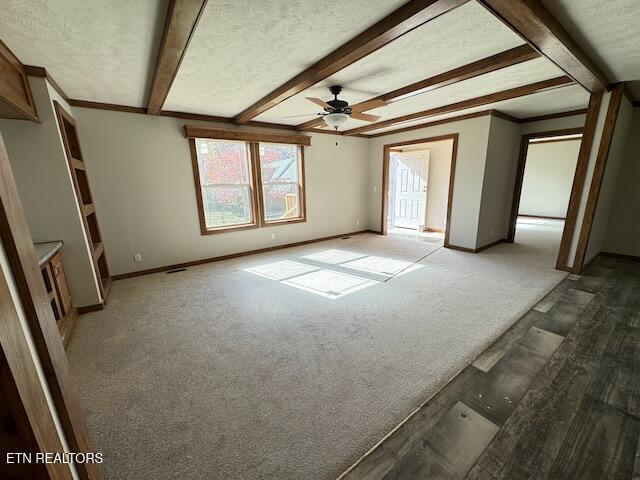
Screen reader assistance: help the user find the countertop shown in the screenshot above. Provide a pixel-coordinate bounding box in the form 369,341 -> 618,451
34,241 -> 63,267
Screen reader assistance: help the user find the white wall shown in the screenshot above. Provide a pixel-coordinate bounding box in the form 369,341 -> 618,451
71,107 -> 370,276
0,90 -> 601,282
518,139 -> 581,218
585,96 -> 634,262
368,115 -> 492,249
0,77 -> 101,307
476,116 -> 521,247
391,139 -> 454,231
604,107 -> 640,257
520,114 -> 586,134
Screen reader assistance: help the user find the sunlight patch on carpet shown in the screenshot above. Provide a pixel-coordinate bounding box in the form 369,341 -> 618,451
245,249 -> 424,298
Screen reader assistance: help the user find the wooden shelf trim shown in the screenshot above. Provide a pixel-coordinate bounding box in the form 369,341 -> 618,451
82,203 -> 95,216
71,158 -> 85,171
92,242 -> 104,260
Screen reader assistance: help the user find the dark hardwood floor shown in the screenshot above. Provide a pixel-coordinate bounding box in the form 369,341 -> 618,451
338,254 -> 640,480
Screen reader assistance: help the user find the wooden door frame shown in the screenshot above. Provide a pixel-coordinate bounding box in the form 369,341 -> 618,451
381,133 -> 458,248
571,84 -> 625,273
506,127 -> 584,267
555,93 -> 603,271
0,134 -> 102,479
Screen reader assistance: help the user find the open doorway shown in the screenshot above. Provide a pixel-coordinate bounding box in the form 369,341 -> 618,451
508,128 -> 584,266
382,134 -> 458,247
389,149 -> 429,232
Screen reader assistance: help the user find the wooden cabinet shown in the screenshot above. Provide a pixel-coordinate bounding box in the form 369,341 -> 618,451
36,243 -> 77,348
0,39 -> 38,121
51,253 -> 72,316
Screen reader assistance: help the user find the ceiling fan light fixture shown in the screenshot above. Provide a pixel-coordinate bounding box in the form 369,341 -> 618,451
324,112 -> 350,130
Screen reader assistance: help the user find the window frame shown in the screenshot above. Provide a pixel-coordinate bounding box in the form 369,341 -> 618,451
189,137 -> 306,235
189,138 -> 260,235
254,142 -> 306,227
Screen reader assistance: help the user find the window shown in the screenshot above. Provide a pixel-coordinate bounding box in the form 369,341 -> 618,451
189,134 -> 306,235
258,143 -> 303,223
193,139 -> 256,231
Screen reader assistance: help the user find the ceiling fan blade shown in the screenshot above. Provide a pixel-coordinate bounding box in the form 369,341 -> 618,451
318,118 -> 328,128
351,112 -> 381,122
306,97 -> 332,109
282,113 -> 321,118
351,99 -> 387,113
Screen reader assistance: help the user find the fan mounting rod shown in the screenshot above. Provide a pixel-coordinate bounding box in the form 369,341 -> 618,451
329,85 -> 343,98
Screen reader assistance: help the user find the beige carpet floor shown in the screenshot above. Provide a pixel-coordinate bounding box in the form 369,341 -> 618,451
67,219 -> 566,480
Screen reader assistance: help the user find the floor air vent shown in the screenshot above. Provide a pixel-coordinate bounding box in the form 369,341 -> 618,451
166,268 -> 187,274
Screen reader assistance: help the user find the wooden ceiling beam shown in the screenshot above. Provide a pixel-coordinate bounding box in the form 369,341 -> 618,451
146,0 -> 208,115
519,108 -> 587,123
232,0 -> 469,124
342,75 -> 574,135
297,44 -> 539,130
366,110 -> 493,138
478,0 -> 608,93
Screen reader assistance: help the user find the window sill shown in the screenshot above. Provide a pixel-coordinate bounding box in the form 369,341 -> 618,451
200,217 -> 307,235
200,223 -> 259,235
263,217 -> 307,227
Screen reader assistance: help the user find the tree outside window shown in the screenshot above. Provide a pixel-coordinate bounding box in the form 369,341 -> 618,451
195,139 -> 253,229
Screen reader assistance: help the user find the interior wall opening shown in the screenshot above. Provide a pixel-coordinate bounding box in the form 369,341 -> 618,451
508,129 -> 584,268
381,135 -> 457,247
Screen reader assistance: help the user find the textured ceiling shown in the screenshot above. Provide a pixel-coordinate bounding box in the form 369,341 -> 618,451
541,0 -> 640,82
311,57 -> 565,132
363,85 -> 590,135
0,0 -> 168,107
255,1 -> 525,124
163,0 -> 407,116
0,0 -> 620,121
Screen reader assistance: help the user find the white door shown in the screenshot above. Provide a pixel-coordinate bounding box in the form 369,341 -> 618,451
392,151 -> 429,230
